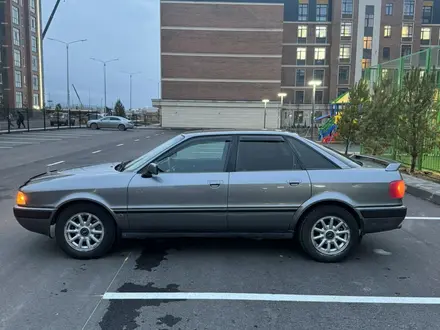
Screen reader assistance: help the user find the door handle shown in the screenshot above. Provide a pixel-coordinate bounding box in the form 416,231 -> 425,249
208,180 -> 222,188
288,180 -> 301,186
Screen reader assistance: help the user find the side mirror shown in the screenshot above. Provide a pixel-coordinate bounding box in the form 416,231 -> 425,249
142,163 -> 159,178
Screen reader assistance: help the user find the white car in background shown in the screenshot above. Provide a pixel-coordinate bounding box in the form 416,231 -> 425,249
87,116 -> 134,131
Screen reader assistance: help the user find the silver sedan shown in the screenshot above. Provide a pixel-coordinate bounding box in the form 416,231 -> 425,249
87,116 -> 134,131
13,130 -> 407,262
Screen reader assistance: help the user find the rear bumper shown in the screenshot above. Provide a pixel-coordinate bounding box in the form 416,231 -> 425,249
358,205 -> 407,234
13,206 -> 54,237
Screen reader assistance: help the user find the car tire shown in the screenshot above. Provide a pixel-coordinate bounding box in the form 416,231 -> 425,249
118,124 -> 126,131
55,203 -> 116,259
90,123 -> 98,130
298,205 -> 359,263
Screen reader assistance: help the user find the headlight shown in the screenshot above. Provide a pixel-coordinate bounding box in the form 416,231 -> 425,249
16,191 -> 27,206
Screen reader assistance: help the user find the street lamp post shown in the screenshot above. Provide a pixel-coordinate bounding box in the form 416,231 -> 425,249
308,80 -> 322,140
47,38 -> 87,108
90,57 -> 119,111
122,71 -> 142,110
277,92 -> 287,128
262,99 -> 269,129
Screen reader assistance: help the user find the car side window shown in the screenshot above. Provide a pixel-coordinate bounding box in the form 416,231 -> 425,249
288,137 -> 339,170
236,140 -> 299,172
110,117 -> 120,121
156,137 -> 230,173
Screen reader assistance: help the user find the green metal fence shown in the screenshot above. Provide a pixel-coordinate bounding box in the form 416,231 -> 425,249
362,47 -> 440,172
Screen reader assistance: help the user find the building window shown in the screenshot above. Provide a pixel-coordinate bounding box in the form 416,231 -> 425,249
13,28 -> 20,46
295,91 -> 305,104
30,0 -> 35,13
401,44 -> 412,57
314,47 -> 326,65
33,94 -> 39,109
363,36 -> 372,49
315,90 -> 324,104
12,6 -> 19,25
32,55 -> 38,71
31,36 -> 37,52
341,22 -> 352,39
298,4 -> 308,21
383,47 -> 390,60
338,88 -> 349,96
403,0 -> 415,18
296,47 -> 306,65
31,16 -> 36,32
315,26 -> 327,43
385,3 -> 393,16
298,25 -> 307,43
339,45 -> 351,62
421,27 -> 431,45
15,70 -> 22,88
361,59 -> 371,69
402,24 -> 413,39
422,6 -> 433,24
338,66 -> 350,85
32,75 -> 39,90
342,0 -> 353,17
16,92 -> 23,108
316,4 -> 328,21
14,49 -> 21,67
313,69 -> 324,82
384,25 -> 391,38
365,13 -> 374,28
296,69 -> 305,86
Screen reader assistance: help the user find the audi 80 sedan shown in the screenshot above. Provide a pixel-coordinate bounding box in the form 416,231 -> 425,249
13,131 -> 407,262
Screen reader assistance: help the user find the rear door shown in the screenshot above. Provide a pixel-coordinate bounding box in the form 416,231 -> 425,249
227,135 -> 311,232
109,117 -> 122,128
99,117 -> 112,128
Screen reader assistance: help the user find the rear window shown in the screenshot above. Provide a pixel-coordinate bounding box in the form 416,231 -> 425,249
288,137 -> 338,170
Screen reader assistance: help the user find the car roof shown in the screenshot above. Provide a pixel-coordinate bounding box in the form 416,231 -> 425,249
182,129 -> 299,138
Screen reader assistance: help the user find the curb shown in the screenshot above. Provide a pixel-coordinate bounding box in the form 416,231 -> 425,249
353,154 -> 440,206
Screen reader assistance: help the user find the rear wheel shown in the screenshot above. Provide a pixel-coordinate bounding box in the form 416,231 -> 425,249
118,124 -> 126,131
90,123 -> 98,130
298,205 -> 359,263
55,203 -> 116,259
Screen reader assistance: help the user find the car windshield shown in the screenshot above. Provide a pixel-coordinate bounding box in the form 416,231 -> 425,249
122,134 -> 185,171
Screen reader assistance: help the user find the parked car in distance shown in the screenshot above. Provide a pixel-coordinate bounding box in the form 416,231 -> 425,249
13,130 -> 407,262
87,116 -> 134,131
50,113 -> 76,127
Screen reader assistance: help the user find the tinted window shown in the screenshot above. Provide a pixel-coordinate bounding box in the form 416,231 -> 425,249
236,140 -> 299,172
157,138 -> 230,173
110,117 -> 121,121
288,138 -> 338,170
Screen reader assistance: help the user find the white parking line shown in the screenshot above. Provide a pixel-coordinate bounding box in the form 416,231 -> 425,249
47,160 -> 65,167
102,292 -> 440,305
92,150 -> 101,154
134,139 -> 140,142
405,217 -> 440,221
146,136 -> 150,139
116,144 -> 124,147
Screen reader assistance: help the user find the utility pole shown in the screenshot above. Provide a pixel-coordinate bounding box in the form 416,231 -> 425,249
91,58 -> 119,110
48,38 -> 87,108
122,71 -> 141,110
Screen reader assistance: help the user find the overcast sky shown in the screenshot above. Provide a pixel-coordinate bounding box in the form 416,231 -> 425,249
42,0 -> 160,109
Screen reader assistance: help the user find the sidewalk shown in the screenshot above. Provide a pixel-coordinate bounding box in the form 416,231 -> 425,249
0,125 -> 82,134
353,154 -> 440,206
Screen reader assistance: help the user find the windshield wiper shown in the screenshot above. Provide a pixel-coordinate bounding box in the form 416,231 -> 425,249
116,159 -> 132,172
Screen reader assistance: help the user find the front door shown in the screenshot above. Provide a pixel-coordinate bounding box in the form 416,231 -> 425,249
127,135 -> 233,232
227,135 -> 311,232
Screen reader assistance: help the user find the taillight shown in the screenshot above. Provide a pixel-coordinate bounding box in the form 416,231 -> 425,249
389,180 -> 405,199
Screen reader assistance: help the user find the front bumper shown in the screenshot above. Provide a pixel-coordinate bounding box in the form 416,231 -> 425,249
358,205 -> 407,234
13,206 -> 54,237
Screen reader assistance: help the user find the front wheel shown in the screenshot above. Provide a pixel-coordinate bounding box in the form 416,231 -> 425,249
298,205 -> 359,263
55,203 -> 116,259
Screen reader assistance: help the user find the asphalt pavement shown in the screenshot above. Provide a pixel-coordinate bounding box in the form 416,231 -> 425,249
0,128 -> 440,330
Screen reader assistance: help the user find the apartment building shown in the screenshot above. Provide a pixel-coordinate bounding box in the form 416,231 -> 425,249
0,0 -> 44,110
156,0 -> 433,129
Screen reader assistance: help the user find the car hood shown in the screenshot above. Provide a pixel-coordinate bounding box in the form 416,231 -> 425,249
24,162 -> 120,185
